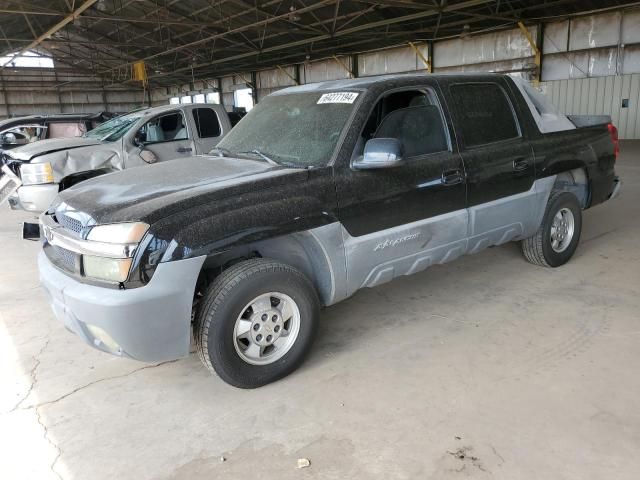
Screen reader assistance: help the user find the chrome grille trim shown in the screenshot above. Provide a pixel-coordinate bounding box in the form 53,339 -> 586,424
40,213 -> 137,259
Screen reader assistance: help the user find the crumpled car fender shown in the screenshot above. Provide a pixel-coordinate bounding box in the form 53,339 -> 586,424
31,146 -> 123,182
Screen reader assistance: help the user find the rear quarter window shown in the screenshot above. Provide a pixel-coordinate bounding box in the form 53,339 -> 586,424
47,122 -> 86,138
193,108 -> 221,138
450,83 -> 520,147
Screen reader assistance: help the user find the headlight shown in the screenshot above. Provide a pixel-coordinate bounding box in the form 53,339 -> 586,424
83,256 -> 133,283
20,162 -> 54,185
82,222 -> 149,282
87,222 -> 149,244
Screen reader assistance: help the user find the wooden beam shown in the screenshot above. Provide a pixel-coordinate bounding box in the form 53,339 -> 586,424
276,65 -> 299,85
408,41 -> 431,73
517,21 -> 541,85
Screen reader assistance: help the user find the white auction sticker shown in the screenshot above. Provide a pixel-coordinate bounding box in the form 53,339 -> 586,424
317,92 -> 359,104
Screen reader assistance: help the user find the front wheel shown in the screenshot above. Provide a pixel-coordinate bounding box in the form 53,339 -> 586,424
521,191 -> 583,267
194,259 -> 319,388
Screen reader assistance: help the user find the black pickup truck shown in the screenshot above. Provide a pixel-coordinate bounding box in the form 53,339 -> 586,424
37,73 -> 620,388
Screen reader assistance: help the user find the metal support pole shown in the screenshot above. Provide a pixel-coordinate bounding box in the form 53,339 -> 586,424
294,64 -> 301,85
53,68 -> 64,112
251,71 -> 258,105
0,73 -> 10,117
217,78 -> 224,106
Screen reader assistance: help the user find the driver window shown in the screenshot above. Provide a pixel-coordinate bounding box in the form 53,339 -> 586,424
138,112 -> 188,144
4,126 -> 44,144
352,89 -> 449,159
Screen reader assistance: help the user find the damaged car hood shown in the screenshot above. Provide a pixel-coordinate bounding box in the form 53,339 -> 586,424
7,137 -> 103,161
57,156 -> 304,224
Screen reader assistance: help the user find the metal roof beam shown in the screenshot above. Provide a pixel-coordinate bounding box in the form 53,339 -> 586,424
0,0 -> 98,69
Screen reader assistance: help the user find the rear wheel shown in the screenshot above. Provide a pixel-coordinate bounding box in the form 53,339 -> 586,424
521,191 -> 582,267
194,258 -> 319,388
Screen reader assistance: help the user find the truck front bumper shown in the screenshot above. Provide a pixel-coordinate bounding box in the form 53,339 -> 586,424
38,251 -> 205,362
9,184 -> 59,212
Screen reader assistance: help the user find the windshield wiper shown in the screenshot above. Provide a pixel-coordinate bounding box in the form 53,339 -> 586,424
210,146 -> 232,157
237,149 -> 279,166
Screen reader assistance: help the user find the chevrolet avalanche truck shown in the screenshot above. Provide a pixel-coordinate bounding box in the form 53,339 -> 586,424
1,103 -> 230,212
37,74 -> 621,388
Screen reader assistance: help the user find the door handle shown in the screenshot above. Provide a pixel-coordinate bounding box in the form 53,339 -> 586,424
441,169 -> 463,186
513,158 -> 529,171
177,147 -> 193,153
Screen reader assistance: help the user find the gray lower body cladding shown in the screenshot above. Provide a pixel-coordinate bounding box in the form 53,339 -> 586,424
308,176 -> 556,305
39,251 -> 205,362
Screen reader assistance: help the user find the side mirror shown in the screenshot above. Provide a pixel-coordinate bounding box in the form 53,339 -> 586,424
139,149 -> 157,164
133,130 -> 146,147
353,138 -> 403,170
2,133 -> 18,145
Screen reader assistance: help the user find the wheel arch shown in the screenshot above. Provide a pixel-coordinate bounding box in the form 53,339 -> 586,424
552,166 -> 590,208
198,226 -> 345,307
59,167 -> 114,191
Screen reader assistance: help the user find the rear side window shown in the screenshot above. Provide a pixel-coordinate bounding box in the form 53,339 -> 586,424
450,83 -> 520,147
193,108 -> 221,138
47,122 -> 86,139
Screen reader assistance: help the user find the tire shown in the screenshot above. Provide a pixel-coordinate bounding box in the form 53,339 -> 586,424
194,258 -> 320,388
521,191 -> 582,267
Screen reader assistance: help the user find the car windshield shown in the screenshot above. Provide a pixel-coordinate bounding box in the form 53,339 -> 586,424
83,115 -> 140,142
216,91 -> 360,168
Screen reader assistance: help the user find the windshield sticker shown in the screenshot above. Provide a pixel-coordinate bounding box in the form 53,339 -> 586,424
317,92 -> 359,104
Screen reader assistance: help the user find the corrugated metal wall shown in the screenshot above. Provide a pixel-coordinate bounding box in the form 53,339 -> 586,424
541,74 -> 640,139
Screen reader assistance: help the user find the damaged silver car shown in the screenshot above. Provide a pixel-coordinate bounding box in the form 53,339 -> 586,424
1,103 -> 231,212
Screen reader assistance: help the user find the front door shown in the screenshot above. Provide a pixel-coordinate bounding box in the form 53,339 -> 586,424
334,86 -> 467,295
130,110 -> 196,165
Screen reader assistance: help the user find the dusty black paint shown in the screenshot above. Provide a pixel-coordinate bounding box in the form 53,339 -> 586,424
50,73 -> 618,289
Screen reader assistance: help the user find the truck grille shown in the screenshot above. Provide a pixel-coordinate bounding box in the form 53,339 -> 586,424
45,244 -> 78,274
57,213 -> 83,235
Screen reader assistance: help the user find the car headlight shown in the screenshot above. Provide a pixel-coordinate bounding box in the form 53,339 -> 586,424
20,162 -> 54,185
83,256 -> 133,283
86,222 -> 149,244
82,222 -> 149,282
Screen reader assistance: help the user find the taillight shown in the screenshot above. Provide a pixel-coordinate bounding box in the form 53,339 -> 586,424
608,123 -> 619,160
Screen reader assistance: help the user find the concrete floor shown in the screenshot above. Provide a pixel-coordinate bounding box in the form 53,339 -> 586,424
1,142 -> 639,480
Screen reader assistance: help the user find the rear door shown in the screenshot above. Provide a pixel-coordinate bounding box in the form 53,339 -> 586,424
441,80 -> 537,251
334,85 -> 468,295
190,106 -> 225,154
445,80 -> 535,206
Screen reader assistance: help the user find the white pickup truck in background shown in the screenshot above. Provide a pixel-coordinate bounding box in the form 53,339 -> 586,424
0,103 -> 232,212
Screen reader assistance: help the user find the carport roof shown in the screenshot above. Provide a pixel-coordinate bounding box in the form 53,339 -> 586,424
0,0 -> 637,87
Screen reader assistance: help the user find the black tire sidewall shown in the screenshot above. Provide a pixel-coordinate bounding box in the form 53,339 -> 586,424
541,193 -> 582,267
205,266 -> 319,388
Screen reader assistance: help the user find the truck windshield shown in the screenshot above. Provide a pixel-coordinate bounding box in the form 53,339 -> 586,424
216,91 -> 360,167
83,115 -> 140,142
